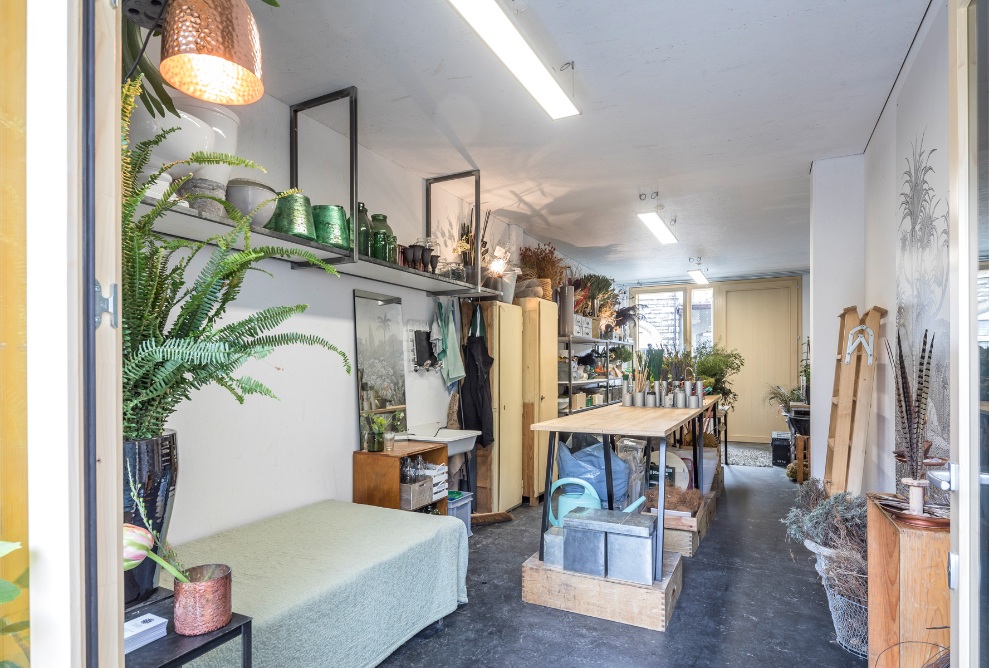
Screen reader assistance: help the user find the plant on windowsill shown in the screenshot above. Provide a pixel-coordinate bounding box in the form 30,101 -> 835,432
693,342 -> 744,412
120,78 -> 350,606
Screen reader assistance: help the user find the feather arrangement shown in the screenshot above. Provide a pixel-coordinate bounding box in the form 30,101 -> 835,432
886,329 -> 934,481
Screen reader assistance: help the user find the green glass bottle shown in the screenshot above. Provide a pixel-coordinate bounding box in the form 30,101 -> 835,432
370,214 -> 393,261
357,202 -> 372,256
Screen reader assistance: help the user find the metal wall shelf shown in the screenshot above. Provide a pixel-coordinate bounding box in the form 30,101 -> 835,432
145,199 -> 500,298
557,378 -> 622,387
559,336 -> 634,346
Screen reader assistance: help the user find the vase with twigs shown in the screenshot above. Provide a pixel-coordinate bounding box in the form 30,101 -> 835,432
886,329 -> 934,515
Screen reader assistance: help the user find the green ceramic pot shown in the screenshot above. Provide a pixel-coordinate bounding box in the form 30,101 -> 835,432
312,204 -> 350,249
265,194 -> 316,241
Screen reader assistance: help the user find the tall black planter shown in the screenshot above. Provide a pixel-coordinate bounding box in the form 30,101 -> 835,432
786,414 -> 811,438
123,430 -> 178,606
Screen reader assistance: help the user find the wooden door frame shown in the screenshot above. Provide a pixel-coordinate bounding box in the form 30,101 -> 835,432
25,1 -> 122,664
949,0 -> 980,664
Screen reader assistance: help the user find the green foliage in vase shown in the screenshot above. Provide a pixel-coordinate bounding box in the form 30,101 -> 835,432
694,341 -> 745,411
763,384 -> 805,416
121,79 -> 350,440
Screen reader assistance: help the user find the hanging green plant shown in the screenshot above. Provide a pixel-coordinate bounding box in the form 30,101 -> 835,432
121,78 -> 349,439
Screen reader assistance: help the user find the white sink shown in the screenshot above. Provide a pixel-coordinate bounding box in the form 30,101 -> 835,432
398,423 -> 481,456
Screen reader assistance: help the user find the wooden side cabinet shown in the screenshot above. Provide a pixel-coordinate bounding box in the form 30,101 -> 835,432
866,494 -> 949,667
519,297 -> 558,505
353,441 -> 448,515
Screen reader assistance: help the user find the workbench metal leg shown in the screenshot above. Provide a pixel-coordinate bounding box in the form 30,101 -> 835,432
602,433 -> 614,510
723,411 -> 729,465
242,620 -> 252,667
643,437 -> 653,492
692,415 -> 704,490
539,431 -> 558,562
654,435 -> 667,582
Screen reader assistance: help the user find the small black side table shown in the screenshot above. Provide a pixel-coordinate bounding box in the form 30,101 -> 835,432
124,590 -> 252,667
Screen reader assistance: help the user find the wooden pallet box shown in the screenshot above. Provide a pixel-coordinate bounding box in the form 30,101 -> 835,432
660,492 -> 717,557
522,551 -> 683,632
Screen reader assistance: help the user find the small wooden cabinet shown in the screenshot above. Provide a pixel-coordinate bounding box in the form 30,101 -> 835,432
866,495 -> 949,667
461,301 -> 523,513
518,297 -> 558,504
353,441 -> 448,515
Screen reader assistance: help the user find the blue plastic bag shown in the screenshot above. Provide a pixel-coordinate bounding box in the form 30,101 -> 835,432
557,440 -> 629,507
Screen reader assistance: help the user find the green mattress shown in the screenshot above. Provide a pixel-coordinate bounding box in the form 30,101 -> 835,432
162,500 -> 468,667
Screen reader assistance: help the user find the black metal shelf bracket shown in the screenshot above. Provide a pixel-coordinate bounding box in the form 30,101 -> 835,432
289,85 -> 359,267
425,169 -> 482,294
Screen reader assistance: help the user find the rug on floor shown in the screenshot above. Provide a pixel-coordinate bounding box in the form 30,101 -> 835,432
723,442 -> 772,467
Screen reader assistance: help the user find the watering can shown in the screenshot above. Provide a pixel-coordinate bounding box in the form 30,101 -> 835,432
547,478 -> 648,527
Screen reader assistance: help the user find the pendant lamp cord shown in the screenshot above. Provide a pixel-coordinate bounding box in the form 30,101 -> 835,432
124,0 -> 169,81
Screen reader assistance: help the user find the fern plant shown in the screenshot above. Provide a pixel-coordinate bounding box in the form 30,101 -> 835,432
121,78 -> 349,440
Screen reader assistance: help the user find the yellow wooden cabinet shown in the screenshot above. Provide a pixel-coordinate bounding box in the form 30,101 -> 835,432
518,298 -> 558,504
461,301 -> 523,513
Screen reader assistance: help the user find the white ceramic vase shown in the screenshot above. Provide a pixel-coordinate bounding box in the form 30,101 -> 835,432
129,104 -> 215,204
173,97 -> 241,187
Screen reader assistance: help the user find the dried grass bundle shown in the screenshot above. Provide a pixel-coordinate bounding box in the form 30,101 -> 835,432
821,519 -> 868,601
519,243 -> 567,288
665,483 -> 703,514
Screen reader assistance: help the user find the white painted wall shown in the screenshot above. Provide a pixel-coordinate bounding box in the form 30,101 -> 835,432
808,2 -> 947,492
809,155 -> 865,479
166,91 -> 520,543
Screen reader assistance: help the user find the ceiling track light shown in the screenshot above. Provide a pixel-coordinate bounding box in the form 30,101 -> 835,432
447,0 -> 580,120
688,257 -> 709,284
637,206 -> 678,245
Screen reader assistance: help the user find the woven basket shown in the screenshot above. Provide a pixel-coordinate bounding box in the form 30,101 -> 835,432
823,583 -> 868,658
537,278 -> 553,301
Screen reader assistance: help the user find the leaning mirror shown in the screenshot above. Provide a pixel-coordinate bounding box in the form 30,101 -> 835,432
353,290 -> 407,451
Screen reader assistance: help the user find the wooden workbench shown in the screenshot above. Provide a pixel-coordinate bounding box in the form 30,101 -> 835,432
530,396 -> 721,581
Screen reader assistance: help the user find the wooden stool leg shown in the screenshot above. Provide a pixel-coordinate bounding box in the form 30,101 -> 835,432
795,435 -> 807,484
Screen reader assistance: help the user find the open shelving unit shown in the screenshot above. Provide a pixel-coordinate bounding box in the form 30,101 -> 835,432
558,336 -> 634,416
145,199 -> 500,298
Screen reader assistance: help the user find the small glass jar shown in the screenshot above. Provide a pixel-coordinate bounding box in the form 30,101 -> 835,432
372,229 -> 390,261
383,431 -> 396,451
368,432 -> 384,453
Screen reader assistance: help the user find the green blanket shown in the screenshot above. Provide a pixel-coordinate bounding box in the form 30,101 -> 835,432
163,500 -> 468,667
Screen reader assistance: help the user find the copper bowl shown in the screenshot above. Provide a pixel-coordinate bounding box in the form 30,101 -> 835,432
174,564 -> 232,636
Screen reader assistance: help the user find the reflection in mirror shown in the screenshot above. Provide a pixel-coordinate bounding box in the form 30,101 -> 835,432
354,290 -> 408,450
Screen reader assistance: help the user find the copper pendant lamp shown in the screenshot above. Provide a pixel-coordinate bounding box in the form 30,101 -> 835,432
159,0 -> 264,105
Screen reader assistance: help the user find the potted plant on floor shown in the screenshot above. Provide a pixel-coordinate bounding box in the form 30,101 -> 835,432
121,79 -> 350,605
782,478 -> 869,658
764,384 -> 809,437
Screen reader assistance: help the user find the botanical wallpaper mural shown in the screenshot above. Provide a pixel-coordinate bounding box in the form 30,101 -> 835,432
894,13 -> 949,501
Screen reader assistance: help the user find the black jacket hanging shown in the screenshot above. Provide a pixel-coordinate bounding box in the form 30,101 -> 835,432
460,334 -> 494,446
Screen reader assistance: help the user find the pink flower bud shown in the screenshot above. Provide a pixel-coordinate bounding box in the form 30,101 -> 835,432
122,523 -> 154,571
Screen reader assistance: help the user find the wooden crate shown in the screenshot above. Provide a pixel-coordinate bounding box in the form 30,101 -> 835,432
522,551 -> 683,632
661,492 -> 717,557
867,496 -> 950,667
399,478 -> 432,510
710,456 -> 725,497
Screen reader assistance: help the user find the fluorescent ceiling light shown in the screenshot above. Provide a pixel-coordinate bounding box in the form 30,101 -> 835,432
688,270 -> 709,285
447,0 -> 580,120
637,211 -> 678,244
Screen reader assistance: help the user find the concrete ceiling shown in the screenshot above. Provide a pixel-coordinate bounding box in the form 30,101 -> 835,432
249,0 -> 929,282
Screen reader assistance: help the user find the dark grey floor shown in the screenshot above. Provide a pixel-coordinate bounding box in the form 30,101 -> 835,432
383,465 -> 865,667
